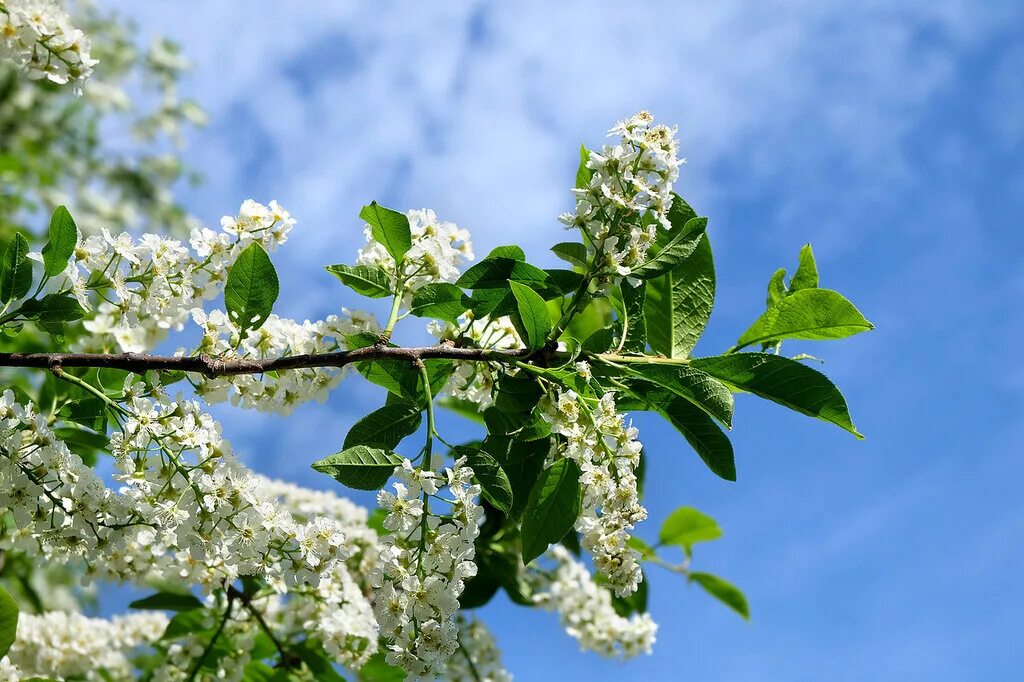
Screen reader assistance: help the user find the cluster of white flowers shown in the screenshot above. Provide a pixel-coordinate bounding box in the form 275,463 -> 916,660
559,111 -> 683,280
445,617 -> 513,682
0,610 -> 168,680
191,309 -> 378,414
357,208 -> 473,298
0,0 -> 96,91
44,199 -> 295,353
429,313 -> 523,410
531,546 -> 658,659
371,458 -> 483,676
543,384 -> 647,596
0,386 -> 350,592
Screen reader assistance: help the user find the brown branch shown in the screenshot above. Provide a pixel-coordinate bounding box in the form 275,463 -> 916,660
0,346 -> 537,378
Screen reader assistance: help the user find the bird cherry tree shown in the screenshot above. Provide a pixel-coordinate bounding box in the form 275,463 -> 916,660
0,2 -> 872,680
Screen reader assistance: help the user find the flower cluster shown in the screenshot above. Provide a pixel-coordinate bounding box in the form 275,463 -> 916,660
531,546 -> 658,659
357,207 -> 473,298
191,309 -> 378,414
445,617 -> 514,682
0,386 -> 350,592
0,610 -> 168,680
46,199 -> 295,353
371,458 -> 483,676
559,111 -> 683,280
429,313 -> 523,410
0,0 -> 96,91
543,384 -> 647,596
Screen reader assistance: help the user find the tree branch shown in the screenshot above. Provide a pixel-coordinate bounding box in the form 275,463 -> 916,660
0,346 -> 536,378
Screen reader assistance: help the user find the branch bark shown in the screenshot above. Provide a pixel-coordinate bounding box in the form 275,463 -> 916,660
0,346 -> 535,378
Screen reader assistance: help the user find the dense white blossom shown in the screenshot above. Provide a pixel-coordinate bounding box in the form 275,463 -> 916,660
357,208 -> 473,298
0,610 -> 168,680
371,457 -> 483,676
559,111 -> 683,281
531,546 -> 657,659
543,386 -> 647,596
0,0 -> 96,91
28,199 -> 297,353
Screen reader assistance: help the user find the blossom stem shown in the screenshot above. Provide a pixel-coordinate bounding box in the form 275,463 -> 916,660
379,280 -> 405,343
185,591 -> 236,681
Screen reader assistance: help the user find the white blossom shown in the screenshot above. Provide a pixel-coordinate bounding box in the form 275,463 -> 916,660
0,0 -> 97,91
531,546 -> 657,659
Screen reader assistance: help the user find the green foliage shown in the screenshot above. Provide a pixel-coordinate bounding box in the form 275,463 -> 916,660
735,288 -> 872,349
360,201 -> 412,263
409,282 -> 471,323
644,233 -> 715,358
312,446 -> 404,490
326,263 -> 393,298
0,232 -> 32,302
659,507 -> 723,555
509,280 -> 552,350
0,585 -> 18,658
344,401 -> 423,450
689,572 -> 750,620
225,242 -> 279,335
520,458 -> 582,563
41,205 -> 78,278
455,445 -> 514,515
130,591 -> 204,612
692,353 -> 861,437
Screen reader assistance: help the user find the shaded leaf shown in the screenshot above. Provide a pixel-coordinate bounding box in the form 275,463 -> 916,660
692,352 -> 862,437
409,282 -> 470,323
344,401 -> 422,449
645,233 -> 715,358
509,280 -> 551,350
520,458 -> 582,564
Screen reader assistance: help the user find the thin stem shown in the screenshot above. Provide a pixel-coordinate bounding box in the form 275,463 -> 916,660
185,591 -> 235,681
379,278 -> 405,343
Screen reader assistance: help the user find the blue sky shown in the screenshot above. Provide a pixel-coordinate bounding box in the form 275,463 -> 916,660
104,1 -> 1023,679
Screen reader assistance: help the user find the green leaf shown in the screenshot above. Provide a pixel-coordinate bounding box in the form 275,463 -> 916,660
789,243 -> 818,292
689,572 -> 750,620
487,244 -> 526,261
58,397 -> 107,432
483,436 -> 548,521
42,205 -> 78,278
130,591 -> 204,612
293,639 -> 348,682
692,352 -> 862,437
493,373 -> 542,413
438,397 -> 485,423
644,233 -> 715,358
162,609 -> 210,640
358,652 -> 407,681
621,364 -> 734,428
627,535 -> 657,560
632,215 -> 707,280
0,232 -> 32,303
735,288 -> 873,349
509,280 -> 551,350
455,445 -> 513,515
659,507 -> 723,554
520,458 -> 582,564
409,282 -> 470,323
660,397 -> 735,481
360,201 -> 411,263
551,242 -> 589,269
224,243 -> 279,335
617,279 -> 647,353
344,402 -> 422,449
20,293 -> 86,322
325,263 -> 392,298
575,144 -> 592,189
311,446 -> 402,491
455,257 -> 551,290
0,585 -> 18,658
767,268 -> 788,306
